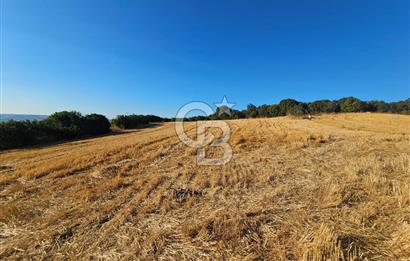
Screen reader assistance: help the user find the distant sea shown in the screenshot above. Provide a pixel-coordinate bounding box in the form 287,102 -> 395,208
0,114 -> 49,122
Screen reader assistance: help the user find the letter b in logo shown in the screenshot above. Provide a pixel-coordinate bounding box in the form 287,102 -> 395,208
175,101 -> 232,165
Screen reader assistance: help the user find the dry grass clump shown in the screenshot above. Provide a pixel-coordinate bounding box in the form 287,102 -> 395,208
0,113 -> 409,260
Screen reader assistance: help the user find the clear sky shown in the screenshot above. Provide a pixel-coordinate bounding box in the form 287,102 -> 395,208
1,0 -> 409,117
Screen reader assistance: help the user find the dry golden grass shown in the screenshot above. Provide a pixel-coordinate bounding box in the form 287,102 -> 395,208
0,113 -> 409,260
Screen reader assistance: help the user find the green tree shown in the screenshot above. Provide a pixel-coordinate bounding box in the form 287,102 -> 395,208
287,103 -> 309,116
257,104 -> 271,118
365,100 -> 386,112
81,114 -> 111,135
215,106 -> 232,120
246,104 -> 258,118
389,99 -> 410,114
338,97 -> 365,112
266,104 -> 280,117
308,100 -> 339,114
278,99 -> 300,115
45,111 -> 82,138
111,114 -> 164,129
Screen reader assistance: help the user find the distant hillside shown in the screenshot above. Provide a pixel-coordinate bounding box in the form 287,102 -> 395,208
0,114 -> 48,122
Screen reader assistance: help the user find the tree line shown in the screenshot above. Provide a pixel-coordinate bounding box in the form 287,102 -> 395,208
0,112 -> 167,150
0,111 -> 111,150
111,114 -> 163,129
1,96 -> 408,150
183,97 -> 410,121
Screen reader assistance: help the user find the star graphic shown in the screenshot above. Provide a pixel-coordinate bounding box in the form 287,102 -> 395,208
214,96 -> 235,116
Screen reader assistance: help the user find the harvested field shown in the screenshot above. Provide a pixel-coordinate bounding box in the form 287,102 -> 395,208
0,113 -> 409,260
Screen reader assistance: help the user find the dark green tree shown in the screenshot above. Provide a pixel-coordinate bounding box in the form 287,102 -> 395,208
389,99 -> 410,114
308,100 -> 339,114
278,99 -> 300,116
266,104 -> 280,117
337,97 -> 366,112
246,104 -> 258,118
111,114 -> 164,129
81,114 -> 111,135
287,103 -> 309,116
257,104 -> 271,118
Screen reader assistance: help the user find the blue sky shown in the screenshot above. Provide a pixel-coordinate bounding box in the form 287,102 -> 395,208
2,0 -> 409,117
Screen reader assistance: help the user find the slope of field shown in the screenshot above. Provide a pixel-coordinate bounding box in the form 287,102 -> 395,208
0,113 -> 409,260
